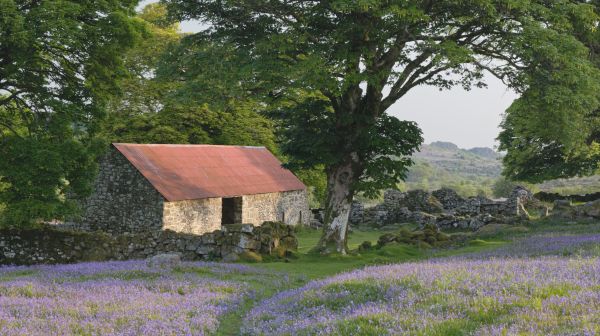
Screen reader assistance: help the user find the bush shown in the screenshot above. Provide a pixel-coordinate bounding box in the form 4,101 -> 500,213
358,241 -> 372,252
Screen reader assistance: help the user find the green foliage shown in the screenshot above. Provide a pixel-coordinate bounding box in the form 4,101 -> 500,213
492,177 -> 519,198
104,3 -> 181,119
164,0 -> 599,197
294,166 -> 327,208
0,0 -> 142,226
165,0 -> 600,250
0,137 -> 103,227
277,91 -> 423,198
499,1 -> 600,182
103,4 -> 278,153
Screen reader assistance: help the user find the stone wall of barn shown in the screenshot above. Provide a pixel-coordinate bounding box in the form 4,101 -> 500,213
242,190 -> 310,226
162,198 -> 222,235
78,148 -> 165,234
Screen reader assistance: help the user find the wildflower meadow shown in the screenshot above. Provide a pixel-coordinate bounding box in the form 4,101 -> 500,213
2,227 -> 600,335
0,261 -> 262,335
243,258 -> 600,335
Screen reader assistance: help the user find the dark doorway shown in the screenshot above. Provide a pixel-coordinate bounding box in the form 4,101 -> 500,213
221,197 -> 242,225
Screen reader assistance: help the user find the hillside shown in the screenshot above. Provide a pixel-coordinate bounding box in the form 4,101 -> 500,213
402,141 -> 599,197
412,141 -> 502,179
399,141 -> 502,196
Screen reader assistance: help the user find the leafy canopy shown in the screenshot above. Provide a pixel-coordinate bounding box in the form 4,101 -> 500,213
165,0 -> 600,198
104,3 -> 278,153
499,1 -> 600,183
0,0 -> 143,225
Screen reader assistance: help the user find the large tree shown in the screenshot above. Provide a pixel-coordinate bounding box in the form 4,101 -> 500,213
0,0 -> 143,225
104,3 -> 279,152
165,0 -> 599,253
499,1 -> 600,183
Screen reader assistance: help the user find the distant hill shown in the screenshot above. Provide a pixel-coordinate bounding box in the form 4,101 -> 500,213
412,142 -> 502,179
428,141 -> 459,151
401,141 -> 599,197
401,142 -> 502,196
466,147 -> 501,159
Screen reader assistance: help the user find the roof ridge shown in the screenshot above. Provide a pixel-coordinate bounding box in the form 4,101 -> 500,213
113,143 -> 266,149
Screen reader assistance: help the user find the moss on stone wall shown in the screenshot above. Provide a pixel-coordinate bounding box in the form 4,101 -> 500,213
0,222 -> 298,265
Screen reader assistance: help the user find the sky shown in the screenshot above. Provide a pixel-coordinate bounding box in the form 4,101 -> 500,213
138,1 -> 519,149
390,77 -> 518,149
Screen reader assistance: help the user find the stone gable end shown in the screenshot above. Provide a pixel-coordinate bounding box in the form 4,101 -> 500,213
80,147 -> 165,233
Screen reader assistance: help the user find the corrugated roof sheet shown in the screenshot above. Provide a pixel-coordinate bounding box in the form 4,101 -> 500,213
113,143 -> 306,202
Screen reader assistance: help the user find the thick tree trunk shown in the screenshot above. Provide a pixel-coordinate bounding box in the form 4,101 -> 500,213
314,153 -> 358,254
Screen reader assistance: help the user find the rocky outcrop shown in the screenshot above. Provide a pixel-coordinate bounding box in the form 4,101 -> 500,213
581,200 -> 600,218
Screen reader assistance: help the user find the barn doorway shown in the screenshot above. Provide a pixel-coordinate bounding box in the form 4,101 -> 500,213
221,197 -> 242,225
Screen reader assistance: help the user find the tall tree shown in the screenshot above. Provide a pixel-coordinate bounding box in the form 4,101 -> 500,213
499,1 -> 600,183
0,0 -> 143,225
104,3 -> 278,152
165,0 -> 599,253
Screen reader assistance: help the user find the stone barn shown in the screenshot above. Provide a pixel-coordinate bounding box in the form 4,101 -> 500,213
79,143 -> 310,235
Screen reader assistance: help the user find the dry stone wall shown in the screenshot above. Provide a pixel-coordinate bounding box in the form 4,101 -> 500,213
347,187 -> 534,231
535,191 -> 600,203
551,199 -> 600,220
383,189 -> 444,213
77,148 -> 164,234
431,188 -> 465,210
0,222 -> 298,266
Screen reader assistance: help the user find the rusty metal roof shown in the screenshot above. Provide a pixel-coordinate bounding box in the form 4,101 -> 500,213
112,143 -> 306,202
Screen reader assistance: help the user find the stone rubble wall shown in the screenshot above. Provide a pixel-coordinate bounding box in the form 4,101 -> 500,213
0,222 -> 298,266
242,190 -> 310,226
383,189 -> 444,214
77,147 -> 165,234
535,191 -> 600,203
431,188 -> 466,210
346,187 -> 534,231
348,201 -> 365,225
162,198 -> 222,235
551,199 -> 600,220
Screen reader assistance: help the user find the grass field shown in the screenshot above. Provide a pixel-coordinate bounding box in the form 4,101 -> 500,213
1,219 -> 600,335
